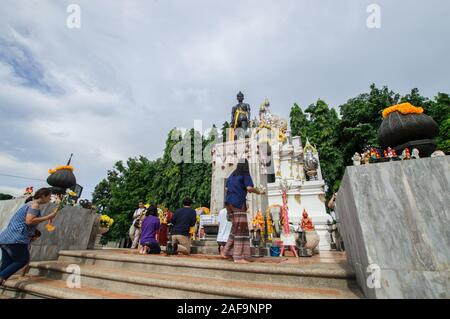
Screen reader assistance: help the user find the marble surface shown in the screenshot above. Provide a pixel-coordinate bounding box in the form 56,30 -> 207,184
336,156 -> 450,299
0,198 -> 99,261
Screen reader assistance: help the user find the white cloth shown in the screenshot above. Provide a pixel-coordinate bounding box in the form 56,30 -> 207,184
133,208 -> 146,223
216,208 -> 232,243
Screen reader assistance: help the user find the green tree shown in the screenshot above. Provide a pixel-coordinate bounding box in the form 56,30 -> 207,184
92,127 -> 216,243
304,99 -> 343,194
289,103 -> 310,141
338,84 -> 400,166
429,93 -> 450,153
221,121 -> 230,142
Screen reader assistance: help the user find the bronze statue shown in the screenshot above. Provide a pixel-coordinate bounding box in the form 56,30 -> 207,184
231,91 -> 251,138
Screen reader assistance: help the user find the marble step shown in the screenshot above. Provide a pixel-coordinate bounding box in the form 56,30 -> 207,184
26,261 -> 362,299
190,246 -> 219,255
57,250 -> 361,292
191,240 -> 220,247
0,275 -> 148,299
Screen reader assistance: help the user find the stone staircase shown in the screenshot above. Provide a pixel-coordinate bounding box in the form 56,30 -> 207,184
190,239 -> 221,255
0,249 -> 363,299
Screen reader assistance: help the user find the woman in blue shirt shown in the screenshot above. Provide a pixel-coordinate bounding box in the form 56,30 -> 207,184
222,159 -> 265,263
0,188 -> 58,286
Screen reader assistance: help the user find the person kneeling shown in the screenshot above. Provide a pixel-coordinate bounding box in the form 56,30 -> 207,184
170,198 -> 197,255
139,205 -> 161,255
140,242 -> 161,255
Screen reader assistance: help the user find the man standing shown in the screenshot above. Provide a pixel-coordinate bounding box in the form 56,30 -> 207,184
129,200 -> 146,249
171,198 -> 197,255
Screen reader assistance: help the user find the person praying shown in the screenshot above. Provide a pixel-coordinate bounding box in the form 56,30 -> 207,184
221,159 -> 265,263
139,205 -> 161,255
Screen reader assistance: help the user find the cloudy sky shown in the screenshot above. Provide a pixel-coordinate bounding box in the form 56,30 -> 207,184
0,0 -> 449,198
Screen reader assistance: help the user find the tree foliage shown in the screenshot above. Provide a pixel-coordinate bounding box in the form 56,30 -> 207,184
94,84 -> 448,242
290,84 -> 449,196
92,128 -> 217,242
290,100 -> 343,194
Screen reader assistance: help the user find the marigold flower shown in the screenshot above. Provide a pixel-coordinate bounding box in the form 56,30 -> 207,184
382,103 -> 424,118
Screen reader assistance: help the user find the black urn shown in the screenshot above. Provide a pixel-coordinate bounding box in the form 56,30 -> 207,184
378,112 -> 439,157
47,154 -> 77,193
47,169 -> 76,189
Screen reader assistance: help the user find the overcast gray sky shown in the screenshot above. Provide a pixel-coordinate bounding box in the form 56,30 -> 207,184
0,0 -> 449,198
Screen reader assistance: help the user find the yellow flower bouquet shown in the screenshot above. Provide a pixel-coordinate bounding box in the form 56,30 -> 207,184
100,214 -> 114,228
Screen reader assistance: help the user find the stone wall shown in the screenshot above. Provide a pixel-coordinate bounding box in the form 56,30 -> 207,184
336,156 -> 450,298
0,197 -> 99,261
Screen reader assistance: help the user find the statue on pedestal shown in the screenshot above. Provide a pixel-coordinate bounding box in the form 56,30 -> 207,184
297,209 -> 320,256
301,209 -> 315,231
231,91 -> 251,139
303,140 -> 319,181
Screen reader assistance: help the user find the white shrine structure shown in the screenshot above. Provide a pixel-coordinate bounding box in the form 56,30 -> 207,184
210,98 -> 331,251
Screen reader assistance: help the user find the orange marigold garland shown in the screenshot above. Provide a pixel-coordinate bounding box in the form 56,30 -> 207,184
48,165 -> 74,174
382,103 -> 424,119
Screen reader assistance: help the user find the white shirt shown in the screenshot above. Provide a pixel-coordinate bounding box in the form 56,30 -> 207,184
216,208 -> 232,243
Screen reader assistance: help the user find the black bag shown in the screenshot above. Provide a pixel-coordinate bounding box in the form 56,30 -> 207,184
165,223 -> 178,255
166,242 -> 178,255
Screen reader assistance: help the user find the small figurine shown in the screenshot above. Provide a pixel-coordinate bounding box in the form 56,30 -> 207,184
383,150 -> 388,158
362,150 -> 371,165
431,150 -> 445,157
24,186 -> 33,196
301,209 -> 315,231
385,147 -> 398,161
400,148 -> 411,160
392,149 -> 398,157
411,148 -> 420,159
352,152 -> 362,166
370,148 -> 378,160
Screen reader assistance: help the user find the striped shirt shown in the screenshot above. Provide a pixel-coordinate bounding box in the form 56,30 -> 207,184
0,202 -> 41,245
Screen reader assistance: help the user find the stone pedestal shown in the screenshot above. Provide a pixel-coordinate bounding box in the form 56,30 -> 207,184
0,198 -> 99,261
336,156 -> 450,299
190,239 -> 219,255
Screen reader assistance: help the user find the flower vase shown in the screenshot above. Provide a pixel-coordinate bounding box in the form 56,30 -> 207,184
99,227 -> 110,235
95,227 -> 109,249
304,231 -> 320,255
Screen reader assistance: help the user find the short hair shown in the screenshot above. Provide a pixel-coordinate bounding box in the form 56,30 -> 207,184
33,188 -> 51,200
182,198 -> 193,207
25,196 -> 34,203
146,205 -> 158,216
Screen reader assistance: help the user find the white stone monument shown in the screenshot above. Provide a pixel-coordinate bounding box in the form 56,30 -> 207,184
210,98 -> 331,250
267,136 -> 331,250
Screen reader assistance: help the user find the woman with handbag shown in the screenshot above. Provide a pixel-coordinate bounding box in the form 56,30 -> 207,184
129,201 -> 146,249
221,159 -> 265,264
